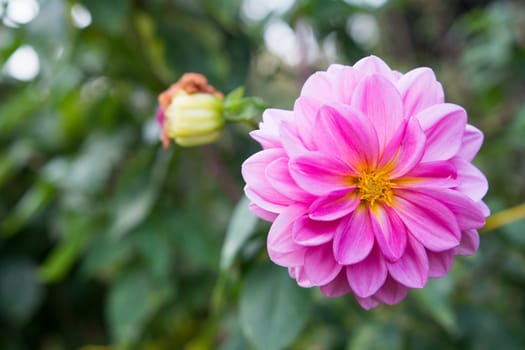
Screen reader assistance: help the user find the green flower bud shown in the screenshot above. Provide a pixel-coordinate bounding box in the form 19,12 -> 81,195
158,73 -> 225,148
164,92 -> 224,147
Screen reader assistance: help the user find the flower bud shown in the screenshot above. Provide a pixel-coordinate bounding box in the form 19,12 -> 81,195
164,92 -> 224,147
157,73 -> 224,147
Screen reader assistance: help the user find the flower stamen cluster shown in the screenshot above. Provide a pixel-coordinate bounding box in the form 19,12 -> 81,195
353,171 -> 394,206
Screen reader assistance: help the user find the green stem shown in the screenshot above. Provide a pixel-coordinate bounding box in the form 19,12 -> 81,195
183,272 -> 227,349
242,118 -> 259,130
481,202 -> 525,232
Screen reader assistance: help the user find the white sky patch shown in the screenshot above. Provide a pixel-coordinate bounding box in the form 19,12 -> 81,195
346,14 -> 380,49
295,20 -> 321,65
344,0 -> 388,8
71,3 -> 92,29
143,117 -> 161,145
242,0 -> 295,22
4,45 -> 40,81
4,0 -> 39,25
263,18 -> 300,66
322,32 -> 339,63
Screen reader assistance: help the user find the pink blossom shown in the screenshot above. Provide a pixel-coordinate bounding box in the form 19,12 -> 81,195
241,56 -> 489,309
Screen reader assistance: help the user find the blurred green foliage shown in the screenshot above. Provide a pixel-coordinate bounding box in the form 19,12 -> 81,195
1,0 -> 525,349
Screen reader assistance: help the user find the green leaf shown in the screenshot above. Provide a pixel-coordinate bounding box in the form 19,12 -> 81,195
38,215 -> 94,282
107,270 -> 159,345
240,263 -> 311,350
54,131 -> 132,194
224,87 -> 245,103
220,196 -> 258,271
110,148 -> 172,238
83,0 -> 130,35
131,219 -> 172,279
168,205 -> 222,270
457,306 -> 524,350
80,234 -> 134,278
348,322 -> 402,350
1,180 -> 56,237
0,86 -> 47,138
110,185 -> 157,238
413,276 -> 457,335
0,141 -> 33,189
134,12 -> 174,84
0,259 -> 44,325
223,86 -> 266,123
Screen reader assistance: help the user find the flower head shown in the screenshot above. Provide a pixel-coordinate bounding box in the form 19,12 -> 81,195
158,73 -> 224,147
241,56 -> 489,309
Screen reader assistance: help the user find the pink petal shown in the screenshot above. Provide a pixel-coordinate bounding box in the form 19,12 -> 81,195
309,189 -> 359,221
416,103 -> 467,162
452,158 -> 488,202
397,67 -> 444,117
266,157 -> 312,202
250,108 -> 293,149
267,205 -> 308,267
292,215 -> 338,246
394,192 -> 461,251
380,117 -> 426,178
373,276 -> 409,305
249,203 -> 277,222
279,121 -> 309,158
454,229 -> 480,256
289,152 -> 352,196
355,296 -> 380,310
353,55 -> 396,81
304,243 -> 342,286
333,207 -> 375,265
418,188 -> 486,230
293,97 -> 320,150
427,249 -> 454,278
370,205 -> 407,262
288,266 -> 313,288
351,74 -> 404,149
319,270 -> 352,297
300,71 -> 336,102
397,161 -> 457,189
457,124 -> 484,161
313,104 -> 379,169
391,70 -> 403,81
326,64 -> 361,103
242,149 -> 292,212
244,187 -> 286,213
477,200 -> 491,217
346,244 -> 388,298
388,236 -> 429,288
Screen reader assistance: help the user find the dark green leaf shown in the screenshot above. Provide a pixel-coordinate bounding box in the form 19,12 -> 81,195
348,322 -> 402,350
38,215 -> 94,282
1,180 -> 55,237
220,196 -> 258,271
240,263 -> 311,350
0,259 -> 44,325
110,148 -> 171,238
107,270 -> 159,345
413,276 -> 457,335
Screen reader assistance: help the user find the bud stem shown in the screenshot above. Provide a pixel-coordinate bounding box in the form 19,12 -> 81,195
481,202 -> 525,232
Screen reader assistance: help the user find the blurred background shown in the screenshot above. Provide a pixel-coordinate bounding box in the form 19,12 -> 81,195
1,0 -> 525,349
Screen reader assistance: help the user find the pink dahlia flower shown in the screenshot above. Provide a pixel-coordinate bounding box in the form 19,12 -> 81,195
241,56 -> 489,309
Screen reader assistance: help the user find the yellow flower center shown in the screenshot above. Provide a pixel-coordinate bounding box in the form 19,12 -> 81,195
354,171 -> 394,206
